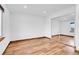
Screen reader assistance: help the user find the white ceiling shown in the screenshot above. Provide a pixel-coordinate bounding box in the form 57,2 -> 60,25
52,13 -> 75,21
6,4 -> 75,17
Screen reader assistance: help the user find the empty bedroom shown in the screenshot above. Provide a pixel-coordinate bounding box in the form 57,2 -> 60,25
0,4 -> 79,55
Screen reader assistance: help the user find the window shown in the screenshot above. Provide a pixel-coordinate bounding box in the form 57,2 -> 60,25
70,21 -> 75,33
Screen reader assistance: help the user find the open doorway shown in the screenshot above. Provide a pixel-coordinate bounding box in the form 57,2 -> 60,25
51,13 -> 75,47
59,13 -> 75,47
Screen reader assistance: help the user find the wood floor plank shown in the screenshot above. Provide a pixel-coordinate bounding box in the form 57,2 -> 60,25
3,36 -> 79,55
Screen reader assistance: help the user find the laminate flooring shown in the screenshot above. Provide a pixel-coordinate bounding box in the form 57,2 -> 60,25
3,36 -> 79,55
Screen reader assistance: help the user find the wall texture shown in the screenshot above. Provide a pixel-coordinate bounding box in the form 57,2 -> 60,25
10,13 -> 49,40
0,5 -> 10,55
51,20 -> 60,35
0,9 -> 2,36
75,4 -> 79,51
60,20 -> 75,36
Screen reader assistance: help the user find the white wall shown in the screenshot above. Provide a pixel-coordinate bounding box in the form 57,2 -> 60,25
51,17 -> 75,36
44,17 -> 51,38
0,5 -> 10,55
0,5 -> 51,54
49,7 -> 75,19
51,20 -> 60,35
75,4 -> 79,51
60,20 -> 75,36
50,7 -> 75,36
51,13 -> 75,36
0,9 -> 2,36
8,5 -> 76,41
10,13 -> 48,41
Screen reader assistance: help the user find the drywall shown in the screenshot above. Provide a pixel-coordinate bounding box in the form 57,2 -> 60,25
60,20 -> 75,36
51,17 -> 75,36
49,7 -> 75,19
0,9 -> 2,36
51,12 -> 75,36
9,5 -> 75,41
10,13 -> 48,40
44,17 -> 51,38
75,4 -> 79,51
51,20 -> 60,35
0,5 -> 10,55
50,7 -> 75,36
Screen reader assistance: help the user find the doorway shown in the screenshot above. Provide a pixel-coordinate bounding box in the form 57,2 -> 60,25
51,13 -> 75,49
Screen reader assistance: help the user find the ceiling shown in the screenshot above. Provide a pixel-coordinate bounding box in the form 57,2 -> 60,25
52,13 -> 75,21
6,4 -> 75,17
